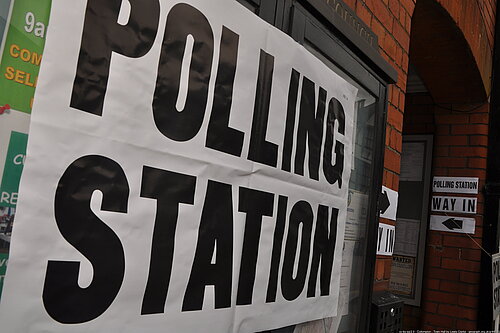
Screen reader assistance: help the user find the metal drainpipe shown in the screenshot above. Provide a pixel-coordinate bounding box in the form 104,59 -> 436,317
480,6 -> 500,330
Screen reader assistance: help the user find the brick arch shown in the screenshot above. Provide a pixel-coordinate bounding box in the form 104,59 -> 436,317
409,0 -> 488,104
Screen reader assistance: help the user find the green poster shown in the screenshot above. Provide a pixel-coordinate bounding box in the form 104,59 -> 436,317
0,253 -> 7,300
0,0 -> 51,113
0,131 -> 28,208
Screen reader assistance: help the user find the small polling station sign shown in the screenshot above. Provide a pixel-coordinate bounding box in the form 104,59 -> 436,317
431,196 -> 477,214
429,215 -> 476,234
432,177 -> 479,194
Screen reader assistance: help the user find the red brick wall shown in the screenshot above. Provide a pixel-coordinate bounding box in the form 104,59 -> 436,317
402,93 -> 489,330
421,102 -> 489,331
437,0 -> 496,93
337,0 -> 494,329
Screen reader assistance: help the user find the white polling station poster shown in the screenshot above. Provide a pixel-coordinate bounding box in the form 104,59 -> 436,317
0,0 -> 357,332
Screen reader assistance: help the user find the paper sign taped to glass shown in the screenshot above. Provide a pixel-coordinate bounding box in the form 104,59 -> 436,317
0,0 -> 357,332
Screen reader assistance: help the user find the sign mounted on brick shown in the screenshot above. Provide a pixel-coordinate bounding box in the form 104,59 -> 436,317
431,196 -> 477,214
429,215 -> 476,234
376,223 -> 395,256
493,253 -> 500,319
432,177 -> 479,194
380,186 -> 398,221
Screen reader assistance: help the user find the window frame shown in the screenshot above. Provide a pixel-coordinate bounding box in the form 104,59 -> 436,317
287,3 -> 392,332
392,135 -> 433,306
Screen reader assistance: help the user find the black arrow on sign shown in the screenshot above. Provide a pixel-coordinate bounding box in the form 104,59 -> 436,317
379,191 -> 390,214
442,218 -> 463,230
